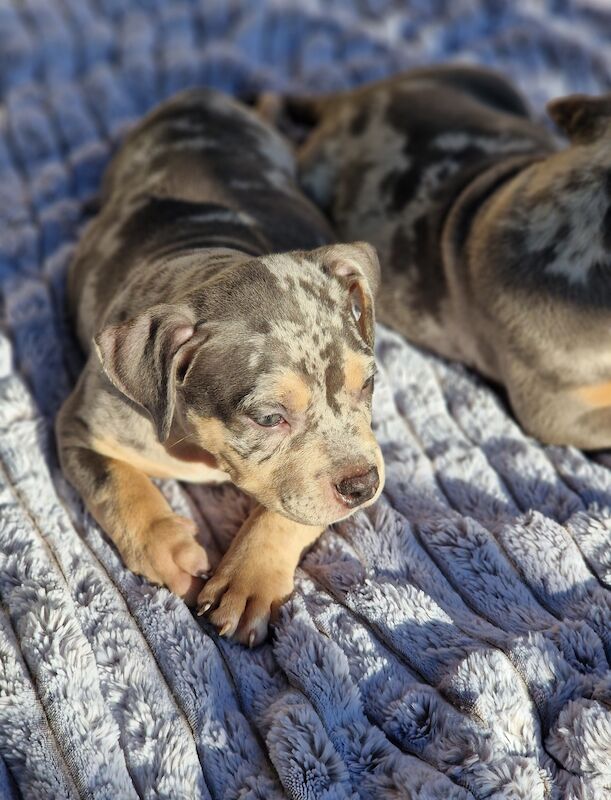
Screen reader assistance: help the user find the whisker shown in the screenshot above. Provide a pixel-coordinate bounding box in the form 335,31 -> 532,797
167,432 -> 194,450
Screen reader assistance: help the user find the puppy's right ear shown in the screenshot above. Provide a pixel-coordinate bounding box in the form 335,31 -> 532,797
321,241 -> 381,348
547,93 -> 611,143
94,304 -> 201,442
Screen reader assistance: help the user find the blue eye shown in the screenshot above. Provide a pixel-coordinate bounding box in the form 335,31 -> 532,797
253,412 -> 285,427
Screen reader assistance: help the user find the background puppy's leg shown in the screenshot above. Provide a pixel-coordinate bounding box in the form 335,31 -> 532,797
506,363 -> 611,449
570,406 -> 611,450
525,403 -> 611,450
57,396 -> 212,604
197,506 -> 323,646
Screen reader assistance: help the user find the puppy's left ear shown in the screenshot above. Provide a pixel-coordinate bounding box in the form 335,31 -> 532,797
323,241 -> 380,347
547,93 -> 611,143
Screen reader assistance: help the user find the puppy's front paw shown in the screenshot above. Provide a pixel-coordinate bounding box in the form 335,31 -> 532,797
135,514 -> 213,605
196,558 -> 294,647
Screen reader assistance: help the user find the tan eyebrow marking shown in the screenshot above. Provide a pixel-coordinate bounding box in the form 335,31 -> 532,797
274,370 -> 311,414
344,349 -> 368,393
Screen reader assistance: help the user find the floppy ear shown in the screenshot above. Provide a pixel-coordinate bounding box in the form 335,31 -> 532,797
547,93 -> 611,143
322,241 -> 380,348
94,304 -> 199,442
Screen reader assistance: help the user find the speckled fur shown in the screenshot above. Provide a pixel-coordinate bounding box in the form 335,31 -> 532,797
56,88 -> 384,646
278,66 -> 611,449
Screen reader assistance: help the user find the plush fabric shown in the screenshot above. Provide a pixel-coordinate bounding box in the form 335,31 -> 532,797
0,1 -> 610,798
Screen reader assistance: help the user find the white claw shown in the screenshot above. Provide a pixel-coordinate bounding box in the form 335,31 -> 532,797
197,602 -> 212,617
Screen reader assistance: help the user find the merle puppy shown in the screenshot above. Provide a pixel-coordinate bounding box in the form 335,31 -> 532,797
57,89 -> 384,646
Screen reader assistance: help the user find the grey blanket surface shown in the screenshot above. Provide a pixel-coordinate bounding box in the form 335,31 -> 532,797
0,1 -> 610,798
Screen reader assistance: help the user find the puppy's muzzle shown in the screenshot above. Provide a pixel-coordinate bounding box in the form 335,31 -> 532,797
335,466 -> 380,508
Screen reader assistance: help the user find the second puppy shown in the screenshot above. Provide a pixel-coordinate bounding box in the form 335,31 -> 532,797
270,66 -> 611,448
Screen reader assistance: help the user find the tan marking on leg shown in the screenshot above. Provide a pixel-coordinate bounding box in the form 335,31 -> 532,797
91,434 -> 228,483
197,506 -> 323,645
88,457 -> 212,603
574,380 -> 611,409
92,458 -> 168,538
57,382 -> 214,601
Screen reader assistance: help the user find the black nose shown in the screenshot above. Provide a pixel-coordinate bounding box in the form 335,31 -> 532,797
335,466 -> 379,508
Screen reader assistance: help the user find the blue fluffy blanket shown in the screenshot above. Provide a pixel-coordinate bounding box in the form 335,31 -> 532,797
0,1 -> 610,798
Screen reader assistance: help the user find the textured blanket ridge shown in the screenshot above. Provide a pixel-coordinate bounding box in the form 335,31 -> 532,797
0,1 -> 610,798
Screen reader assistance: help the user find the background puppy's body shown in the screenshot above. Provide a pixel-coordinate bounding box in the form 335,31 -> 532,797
289,66 -> 555,367
284,66 -> 611,447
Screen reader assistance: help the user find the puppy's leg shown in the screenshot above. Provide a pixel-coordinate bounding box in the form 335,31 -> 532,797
197,506 -> 323,646
570,406 -> 611,449
550,388 -> 611,449
508,366 -> 611,449
57,396 -> 212,604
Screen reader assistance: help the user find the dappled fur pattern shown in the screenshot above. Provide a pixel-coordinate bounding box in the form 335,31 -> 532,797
0,0 -> 610,798
279,67 -> 611,449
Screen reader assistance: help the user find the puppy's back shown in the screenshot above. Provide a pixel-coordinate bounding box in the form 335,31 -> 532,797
67,88 -> 333,349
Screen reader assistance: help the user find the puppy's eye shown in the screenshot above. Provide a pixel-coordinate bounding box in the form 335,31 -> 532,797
252,412 -> 286,427
362,375 -> 375,395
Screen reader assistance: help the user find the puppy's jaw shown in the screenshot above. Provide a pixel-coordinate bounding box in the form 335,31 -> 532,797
185,373 -> 383,527
186,390 -> 384,527
280,431 -> 386,527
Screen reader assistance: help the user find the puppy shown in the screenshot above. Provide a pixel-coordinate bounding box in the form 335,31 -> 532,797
270,66 -> 611,449
57,89 -> 384,645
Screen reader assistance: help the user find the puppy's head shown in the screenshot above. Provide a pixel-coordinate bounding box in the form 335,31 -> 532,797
95,242 -> 384,526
